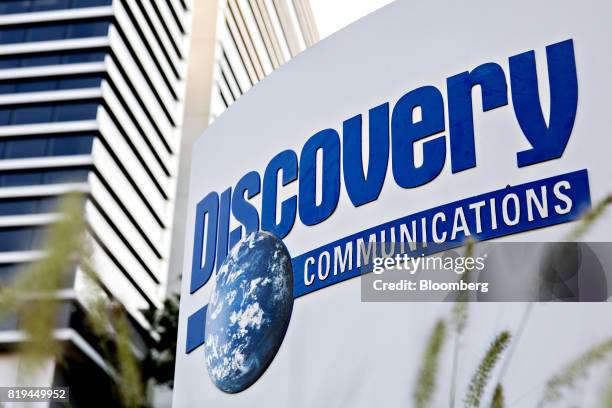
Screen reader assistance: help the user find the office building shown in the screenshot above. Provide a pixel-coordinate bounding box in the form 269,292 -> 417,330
0,0 -> 196,405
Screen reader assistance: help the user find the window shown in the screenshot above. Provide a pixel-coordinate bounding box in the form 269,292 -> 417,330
32,0 -> 71,12
0,0 -> 111,15
0,227 -> 44,252
26,23 -> 66,42
58,76 -> 102,89
0,75 -> 103,94
0,168 -> 89,187
3,137 -> 47,158
67,21 -> 109,38
0,51 -> 106,70
16,80 -> 55,93
0,134 -> 94,159
0,196 -> 58,216
44,168 -> 89,184
54,102 -> 98,121
1,171 -> 42,186
74,0 -> 112,7
49,134 -> 93,155
0,20 -> 110,45
0,102 -> 99,126
12,106 -> 54,124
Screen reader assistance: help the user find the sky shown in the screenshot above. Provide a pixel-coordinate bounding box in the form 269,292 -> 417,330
309,0 -> 396,39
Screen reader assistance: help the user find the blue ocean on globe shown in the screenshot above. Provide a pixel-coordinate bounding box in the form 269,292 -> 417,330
204,231 -> 294,393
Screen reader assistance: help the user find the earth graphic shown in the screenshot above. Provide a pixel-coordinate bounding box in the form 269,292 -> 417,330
204,231 -> 294,393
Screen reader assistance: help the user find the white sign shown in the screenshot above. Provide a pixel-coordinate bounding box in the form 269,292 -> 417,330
174,0 -> 612,406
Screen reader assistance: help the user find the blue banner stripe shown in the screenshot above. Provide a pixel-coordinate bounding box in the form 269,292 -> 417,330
186,305 -> 207,353
186,170 -> 591,353
292,169 -> 591,298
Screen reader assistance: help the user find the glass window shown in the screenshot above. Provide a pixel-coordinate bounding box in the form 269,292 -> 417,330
54,102 -> 98,122
22,54 -> 62,67
0,109 -> 10,126
49,135 -> 93,155
0,83 -> 16,94
0,135 -> 94,158
66,21 -> 109,38
25,24 -> 65,42
16,79 -> 58,93
0,198 -> 39,215
44,168 -> 89,184
0,2 -> 32,15
0,227 -> 42,251
0,171 -> 42,186
4,138 -> 47,158
73,0 -> 112,7
0,168 -> 89,187
0,51 -> 106,70
58,76 -> 102,89
0,27 -> 25,44
0,102 -> 99,126
0,20 -> 110,45
0,59 -> 20,69
0,196 -> 59,216
63,51 -> 106,63
0,75 -> 102,94
38,196 -> 59,212
0,0 -> 111,15
31,0 -> 70,12
12,105 -> 54,124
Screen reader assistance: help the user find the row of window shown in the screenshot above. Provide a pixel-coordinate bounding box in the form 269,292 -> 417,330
0,168 -> 89,187
0,50 -> 106,70
0,134 -> 93,159
0,102 -> 99,125
0,0 -> 111,15
0,75 -> 102,94
0,75 -> 102,95
0,20 -> 110,45
0,196 -> 59,216
0,226 -> 44,252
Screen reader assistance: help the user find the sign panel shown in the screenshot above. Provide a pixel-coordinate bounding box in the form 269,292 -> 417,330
174,1 -> 612,406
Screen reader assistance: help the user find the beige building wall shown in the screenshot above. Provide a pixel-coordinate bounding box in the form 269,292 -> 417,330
167,0 -> 221,295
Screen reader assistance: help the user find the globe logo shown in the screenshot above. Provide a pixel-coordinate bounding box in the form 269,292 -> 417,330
204,231 -> 294,393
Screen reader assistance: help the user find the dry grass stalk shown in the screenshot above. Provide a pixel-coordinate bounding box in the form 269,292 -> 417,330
539,338 -> 612,407
490,384 -> 505,408
414,320 -> 447,408
464,331 -> 511,408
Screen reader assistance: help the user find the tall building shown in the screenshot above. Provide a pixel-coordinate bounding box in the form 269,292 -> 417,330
0,0 -> 200,405
208,0 -> 318,120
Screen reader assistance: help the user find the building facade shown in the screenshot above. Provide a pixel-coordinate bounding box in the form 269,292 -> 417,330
0,0 -> 195,405
209,0 -> 318,121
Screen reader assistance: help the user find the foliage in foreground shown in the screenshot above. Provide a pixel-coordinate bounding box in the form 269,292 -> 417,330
0,194 -> 151,407
411,194 -> 612,408
463,331 -> 511,408
413,320 -> 446,408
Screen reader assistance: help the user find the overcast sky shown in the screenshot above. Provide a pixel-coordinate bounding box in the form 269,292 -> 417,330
309,0 -> 395,39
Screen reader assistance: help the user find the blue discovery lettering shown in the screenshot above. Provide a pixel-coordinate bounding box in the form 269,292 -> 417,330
190,39 -> 579,293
